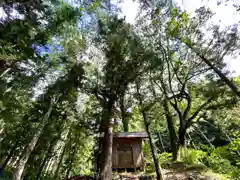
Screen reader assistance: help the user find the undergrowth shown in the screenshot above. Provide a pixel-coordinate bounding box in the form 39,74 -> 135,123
144,146 -> 240,179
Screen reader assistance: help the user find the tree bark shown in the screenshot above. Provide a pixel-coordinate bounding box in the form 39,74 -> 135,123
162,99 -> 179,161
200,54 -> 240,97
120,94 -> 128,132
12,97 -> 57,180
65,147 -> 76,180
99,99 -> 115,180
157,132 -> 165,152
183,43 -> 240,98
35,135 -> 59,180
136,80 -> 164,180
142,110 -> 164,180
99,120 -> 113,180
178,129 -> 186,147
158,75 -> 179,161
12,124 -> 46,180
94,137 -> 102,179
53,140 -> 68,180
0,141 -> 19,176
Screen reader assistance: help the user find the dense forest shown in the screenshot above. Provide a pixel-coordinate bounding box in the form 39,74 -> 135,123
1,0 -> 240,180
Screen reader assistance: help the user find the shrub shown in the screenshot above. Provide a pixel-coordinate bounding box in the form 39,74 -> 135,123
203,153 -> 233,174
158,152 -> 172,168
230,168 -> 240,180
145,159 -> 155,173
179,148 -> 207,165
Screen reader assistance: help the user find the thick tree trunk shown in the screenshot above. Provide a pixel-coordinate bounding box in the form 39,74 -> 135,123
95,134 -> 102,178
53,142 -> 67,180
99,96 -> 115,180
142,110 -> 164,180
12,125 -> 45,180
35,136 -> 59,180
178,129 -> 186,147
12,100 -> 56,180
53,127 -> 71,179
120,94 -> 129,132
99,122 -> 113,180
123,120 -> 129,132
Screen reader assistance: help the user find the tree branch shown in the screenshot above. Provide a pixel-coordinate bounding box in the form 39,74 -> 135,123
184,96 -> 214,131
179,37 -> 240,98
182,91 -> 192,123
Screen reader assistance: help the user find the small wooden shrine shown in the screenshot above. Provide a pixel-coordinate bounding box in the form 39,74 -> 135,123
100,132 -> 148,171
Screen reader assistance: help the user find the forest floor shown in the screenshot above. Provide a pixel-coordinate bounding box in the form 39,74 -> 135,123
115,164 -> 228,180
116,170 -> 226,180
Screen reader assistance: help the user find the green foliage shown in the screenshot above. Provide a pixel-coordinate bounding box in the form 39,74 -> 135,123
0,169 -> 12,180
167,8 -> 190,37
142,141 -> 156,173
179,148 -> 207,165
1,0 -> 240,179
158,152 -> 172,168
198,146 -> 240,179
157,147 -> 240,179
204,153 -> 233,174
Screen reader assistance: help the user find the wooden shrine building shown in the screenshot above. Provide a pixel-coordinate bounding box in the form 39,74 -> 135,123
100,132 -> 148,171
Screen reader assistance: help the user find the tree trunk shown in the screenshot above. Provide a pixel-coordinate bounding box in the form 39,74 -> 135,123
186,45 -> 240,98
157,132 -> 165,152
99,121 -> 113,180
53,141 -> 68,180
15,125 -> 47,180
35,149 -> 51,180
162,99 -> 179,161
0,127 -> 5,142
12,99 -> 56,180
99,96 -> 115,180
35,135 -> 59,180
123,120 -> 129,132
135,80 -> 164,180
0,141 -> 19,176
159,76 -> 179,161
142,110 -> 164,180
65,147 -> 76,180
120,94 -> 129,132
95,134 -> 102,178
12,125 -> 45,180
178,129 -> 186,147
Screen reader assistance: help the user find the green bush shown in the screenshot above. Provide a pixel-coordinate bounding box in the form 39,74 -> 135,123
204,154 -> 233,174
230,168 -> 240,180
145,159 -> 155,173
179,148 -> 207,165
200,145 -> 240,179
158,152 -> 172,168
